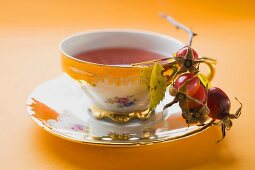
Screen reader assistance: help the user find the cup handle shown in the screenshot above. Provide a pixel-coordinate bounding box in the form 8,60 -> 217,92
199,58 -> 216,82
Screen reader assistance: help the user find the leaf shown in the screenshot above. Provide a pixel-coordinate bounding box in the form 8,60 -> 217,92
149,63 -> 167,111
140,66 -> 153,90
198,73 -> 211,88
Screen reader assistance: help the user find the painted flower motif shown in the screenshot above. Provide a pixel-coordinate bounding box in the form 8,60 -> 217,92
71,124 -> 84,132
105,95 -> 137,108
117,97 -> 129,104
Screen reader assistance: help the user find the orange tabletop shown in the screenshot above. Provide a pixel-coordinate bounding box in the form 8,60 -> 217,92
1,0 -> 255,169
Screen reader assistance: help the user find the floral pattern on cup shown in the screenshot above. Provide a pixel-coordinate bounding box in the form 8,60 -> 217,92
105,95 -> 137,108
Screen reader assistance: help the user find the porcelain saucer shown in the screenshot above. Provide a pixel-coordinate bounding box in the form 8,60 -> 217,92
26,74 -> 214,147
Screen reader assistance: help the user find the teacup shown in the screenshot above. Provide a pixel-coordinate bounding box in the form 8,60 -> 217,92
60,29 -> 215,122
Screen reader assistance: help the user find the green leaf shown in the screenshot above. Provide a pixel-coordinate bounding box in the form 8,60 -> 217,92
149,63 -> 167,111
198,73 -> 211,88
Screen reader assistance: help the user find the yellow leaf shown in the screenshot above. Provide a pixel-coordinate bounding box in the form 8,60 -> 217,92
140,66 -> 153,90
149,63 -> 167,111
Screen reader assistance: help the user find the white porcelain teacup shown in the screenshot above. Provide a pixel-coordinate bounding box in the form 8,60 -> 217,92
60,29 -> 214,122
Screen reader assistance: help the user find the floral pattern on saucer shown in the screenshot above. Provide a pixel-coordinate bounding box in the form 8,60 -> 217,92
105,95 -> 137,108
29,98 -> 86,133
46,113 -> 86,133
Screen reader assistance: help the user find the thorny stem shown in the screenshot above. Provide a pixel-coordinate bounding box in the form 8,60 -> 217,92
132,14 -> 201,66
159,13 -> 197,46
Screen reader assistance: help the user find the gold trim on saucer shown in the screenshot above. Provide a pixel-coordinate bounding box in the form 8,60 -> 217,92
108,133 -> 130,140
90,105 -> 152,123
92,128 -> 156,141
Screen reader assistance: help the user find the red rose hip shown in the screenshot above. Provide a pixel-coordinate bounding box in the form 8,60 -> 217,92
174,73 -> 200,96
207,87 -> 231,120
188,84 -> 206,109
176,46 -> 199,60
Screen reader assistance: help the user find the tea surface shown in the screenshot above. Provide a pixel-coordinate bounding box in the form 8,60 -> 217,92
74,48 -> 166,65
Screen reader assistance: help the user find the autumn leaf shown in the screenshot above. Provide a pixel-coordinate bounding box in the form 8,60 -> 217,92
140,66 -> 153,90
149,63 -> 167,111
139,63 -> 168,111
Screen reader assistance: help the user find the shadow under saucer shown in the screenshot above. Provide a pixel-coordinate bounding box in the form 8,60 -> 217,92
31,124 -> 237,170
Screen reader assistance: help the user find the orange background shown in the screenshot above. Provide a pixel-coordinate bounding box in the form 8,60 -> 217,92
1,0 -> 255,169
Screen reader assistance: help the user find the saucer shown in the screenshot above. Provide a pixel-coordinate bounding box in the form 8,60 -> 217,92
26,74 -> 214,147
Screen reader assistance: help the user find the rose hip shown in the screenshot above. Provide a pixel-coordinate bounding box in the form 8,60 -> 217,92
176,46 -> 199,60
207,87 -> 242,142
207,87 -> 231,120
174,73 -> 200,96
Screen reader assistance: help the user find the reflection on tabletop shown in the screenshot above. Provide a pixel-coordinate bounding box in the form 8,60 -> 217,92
31,123 -> 234,170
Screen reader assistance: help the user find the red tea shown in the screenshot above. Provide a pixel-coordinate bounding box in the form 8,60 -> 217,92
74,48 -> 166,65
